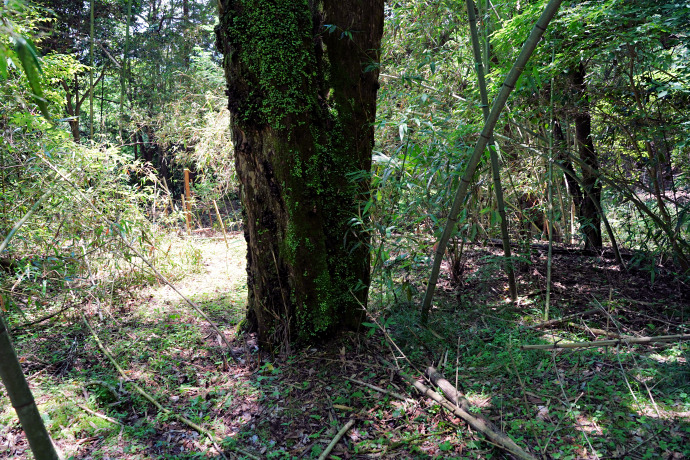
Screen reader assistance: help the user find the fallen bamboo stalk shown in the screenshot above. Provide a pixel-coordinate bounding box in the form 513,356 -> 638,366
317,419 -> 354,460
81,313 -> 256,460
426,367 -> 472,412
381,359 -> 537,460
566,322 -> 624,339
521,334 -> 690,350
533,308 -> 598,329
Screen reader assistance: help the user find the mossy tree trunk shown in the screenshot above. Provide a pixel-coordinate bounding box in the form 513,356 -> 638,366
215,0 -> 383,347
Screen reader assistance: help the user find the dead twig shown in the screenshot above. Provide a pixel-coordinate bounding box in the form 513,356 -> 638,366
317,419 -> 354,460
10,304 -> 75,333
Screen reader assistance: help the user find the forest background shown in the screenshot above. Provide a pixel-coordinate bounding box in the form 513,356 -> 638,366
0,0 -> 689,458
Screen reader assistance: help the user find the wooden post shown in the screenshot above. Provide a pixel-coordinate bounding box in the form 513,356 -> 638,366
184,169 -> 192,212
181,194 -> 191,234
183,169 -> 193,233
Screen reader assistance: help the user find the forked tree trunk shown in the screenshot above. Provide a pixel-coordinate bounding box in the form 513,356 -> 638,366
216,0 -> 383,347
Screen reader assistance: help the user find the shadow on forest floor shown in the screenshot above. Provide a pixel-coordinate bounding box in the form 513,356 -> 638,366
1,235 -> 689,459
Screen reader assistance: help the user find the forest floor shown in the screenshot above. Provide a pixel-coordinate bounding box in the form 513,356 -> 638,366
1,232 -> 689,459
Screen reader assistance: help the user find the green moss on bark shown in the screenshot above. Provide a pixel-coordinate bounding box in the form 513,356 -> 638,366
224,0 -> 316,130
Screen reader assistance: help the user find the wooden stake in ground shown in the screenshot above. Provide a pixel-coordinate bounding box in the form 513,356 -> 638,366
184,168 -> 193,231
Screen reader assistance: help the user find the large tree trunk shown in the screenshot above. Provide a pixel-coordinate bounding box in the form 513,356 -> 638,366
572,63 -> 603,250
216,0 -> 383,348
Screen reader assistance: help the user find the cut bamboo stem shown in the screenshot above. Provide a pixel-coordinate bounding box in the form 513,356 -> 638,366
533,308 -> 598,329
213,200 -> 229,250
521,334 -> 690,350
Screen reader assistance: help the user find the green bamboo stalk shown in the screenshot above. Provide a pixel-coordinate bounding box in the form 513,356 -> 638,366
119,0 -> 131,140
545,47 -> 556,321
89,0 -> 94,140
0,317 -> 61,460
421,0 -> 564,323
465,0 -> 517,301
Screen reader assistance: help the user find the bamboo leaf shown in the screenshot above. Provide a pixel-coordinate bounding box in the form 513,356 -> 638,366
0,45 -> 7,79
12,36 -> 51,121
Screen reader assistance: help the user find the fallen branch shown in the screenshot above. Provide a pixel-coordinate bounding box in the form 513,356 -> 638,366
81,313 -> 257,460
521,334 -> 690,350
381,359 -> 537,460
317,419 -> 354,460
533,308 -> 598,329
345,377 -> 413,402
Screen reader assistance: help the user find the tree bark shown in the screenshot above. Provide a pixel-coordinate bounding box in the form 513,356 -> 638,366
572,63 -> 603,250
216,0 -> 383,347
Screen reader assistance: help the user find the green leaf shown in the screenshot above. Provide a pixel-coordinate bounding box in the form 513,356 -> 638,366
12,36 -> 51,121
0,45 -> 7,80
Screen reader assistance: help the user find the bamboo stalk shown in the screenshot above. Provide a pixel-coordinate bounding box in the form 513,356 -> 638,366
465,0 -> 517,301
213,200 -> 229,250
521,334 -> 690,350
0,316 -> 62,460
383,359 -> 537,460
422,0 -> 564,322
317,419 -> 354,460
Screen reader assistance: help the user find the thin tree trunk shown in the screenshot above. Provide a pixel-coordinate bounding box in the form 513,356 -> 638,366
465,0 -> 517,300
119,0 -> 132,140
89,0 -> 94,140
421,0 -> 564,323
572,62 -> 602,250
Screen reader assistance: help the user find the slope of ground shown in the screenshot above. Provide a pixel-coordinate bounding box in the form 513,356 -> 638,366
1,234 -> 689,459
